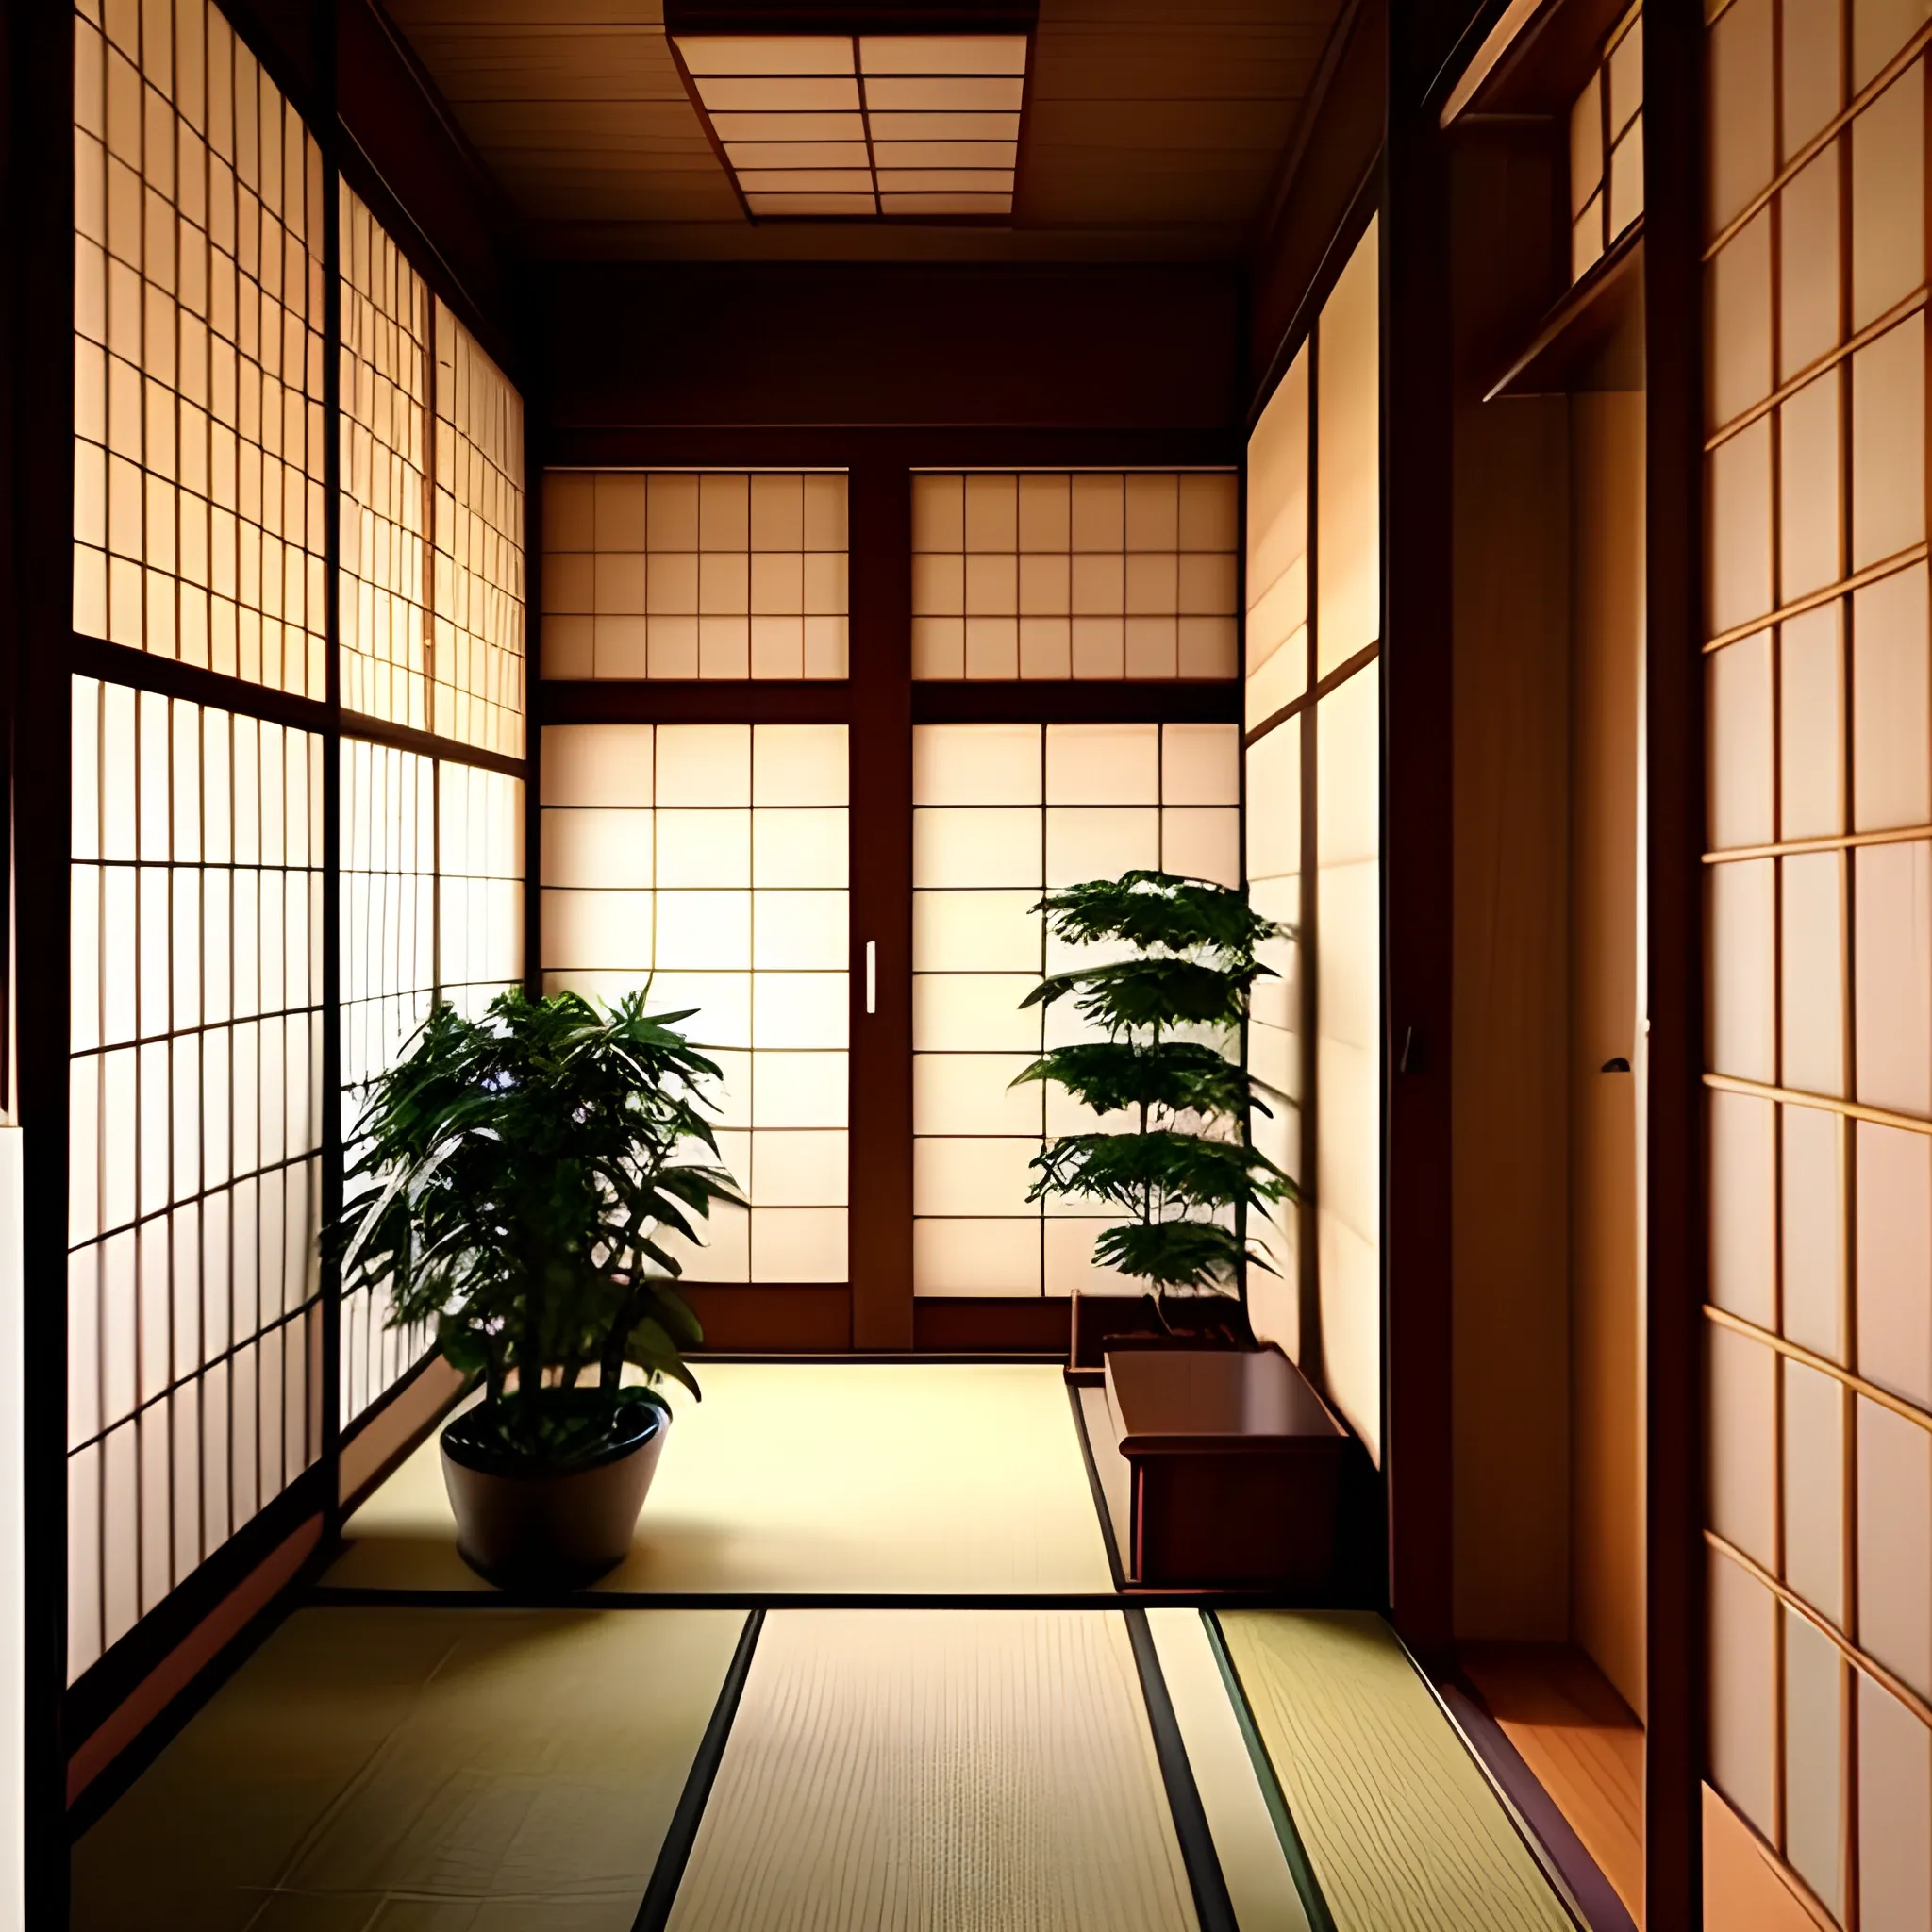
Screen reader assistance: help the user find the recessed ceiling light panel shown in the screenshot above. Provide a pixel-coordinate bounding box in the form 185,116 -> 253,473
671,30 -> 1029,220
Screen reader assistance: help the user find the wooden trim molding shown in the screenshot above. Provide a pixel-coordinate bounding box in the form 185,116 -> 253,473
682,1284 -> 857,1354
1706,1530 -> 1932,1732
1703,19 -> 1932,260
912,1297 -> 1075,1354
1705,288 -> 1929,454
65,1507 -> 324,1812
1704,1069 -> 1932,1139
1703,543 -> 1930,653
70,633 -> 332,734
1703,1303 -> 1932,1436
341,710 -> 529,783
1705,821 -> 1932,863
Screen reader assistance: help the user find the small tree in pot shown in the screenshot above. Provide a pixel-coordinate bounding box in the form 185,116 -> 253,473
327,987 -> 741,1587
1014,871 -> 1292,1346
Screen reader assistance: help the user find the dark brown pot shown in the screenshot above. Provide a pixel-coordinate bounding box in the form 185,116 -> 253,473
441,1393 -> 668,1590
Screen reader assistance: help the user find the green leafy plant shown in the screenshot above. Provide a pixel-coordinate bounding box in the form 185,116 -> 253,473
325,988 -> 742,1468
1013,871 -> 1294,1330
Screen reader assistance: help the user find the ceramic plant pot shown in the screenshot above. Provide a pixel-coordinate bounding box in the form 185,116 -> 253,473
441,1390 -> 668,1590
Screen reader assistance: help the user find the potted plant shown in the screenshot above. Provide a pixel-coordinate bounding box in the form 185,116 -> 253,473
1013,870 -> 1294,1369
327,988 -> 742,1588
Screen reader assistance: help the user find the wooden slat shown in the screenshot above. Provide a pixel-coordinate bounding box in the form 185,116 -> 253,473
1217,1611 -> 1579,1932
665,1609 -> 1198,1932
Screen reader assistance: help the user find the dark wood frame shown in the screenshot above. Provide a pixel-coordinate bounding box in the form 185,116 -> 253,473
1383,0 -> 1458,1667
1641,0 -> 1705,1923
8,4 -> 80,1912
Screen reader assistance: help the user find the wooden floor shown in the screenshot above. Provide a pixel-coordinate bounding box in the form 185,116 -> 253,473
327,1362 -> 1117,1597
1460,1642 -> 1645,1925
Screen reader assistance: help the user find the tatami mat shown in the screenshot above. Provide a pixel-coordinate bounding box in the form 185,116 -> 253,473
1148,1608 -> 1308,1932
71,1607 -> 746,1932
1217,1610 -> 1578,1932
326,1362 -> 1116,1596
665,1607 -> 1197,1932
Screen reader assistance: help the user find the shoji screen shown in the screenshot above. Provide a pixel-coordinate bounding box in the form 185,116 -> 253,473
1568,4 -> 1645,283
1704,0 -> 1932,1921
539,724 -> 850,1284
68,681 -> 325,1679
438,764 -> 525,1018
337,193 -> 526,1425
432,303 -> 525,757
337,744 -> 525,1425
540,472 -> 849,680
67,0 -> 334,1684
1241,222 -> 1383,1462
339,187 -> 428,731
338,742 -> 433,1421
910,473 -> 1240,680
73,0 -> 327,697
910,723 -> 1241,1299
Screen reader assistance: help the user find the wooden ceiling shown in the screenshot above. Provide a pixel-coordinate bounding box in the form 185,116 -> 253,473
378,0 -> 1350,260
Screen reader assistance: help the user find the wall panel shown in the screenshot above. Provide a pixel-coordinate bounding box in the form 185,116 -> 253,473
1702,0 -> 1932,1909
61,0 -> 530,1710
1242,221 -> 1382,1461
67,678 -> 325,1681
72,0 -> 328,697
541,471 -> 848,681
431,302 -> 525,758
909,472 -> 1238,682
540,724 -> 849,1285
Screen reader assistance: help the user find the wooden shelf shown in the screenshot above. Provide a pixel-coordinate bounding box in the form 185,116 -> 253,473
1486,219 -> 1644,401
1441,0 -> 1633,125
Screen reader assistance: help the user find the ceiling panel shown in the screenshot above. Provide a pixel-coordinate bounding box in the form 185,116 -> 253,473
381,0 -> 1347,260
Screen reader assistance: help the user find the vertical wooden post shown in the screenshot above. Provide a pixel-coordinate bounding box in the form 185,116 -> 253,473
846,456 -> 913,1349
1644,0 -> 1707,1924
1381,0 -> 1457,1657
5,0 -> 75,1913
